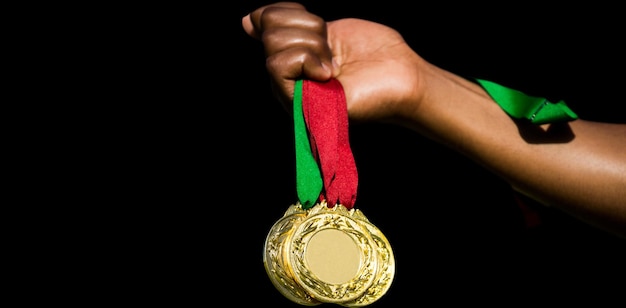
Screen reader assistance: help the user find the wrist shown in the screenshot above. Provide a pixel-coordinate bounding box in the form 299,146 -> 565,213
401,65 -> 495,148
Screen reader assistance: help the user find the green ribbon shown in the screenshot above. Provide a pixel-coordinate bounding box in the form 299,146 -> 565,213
476,79 -> 578,124
293,79 -> 323,209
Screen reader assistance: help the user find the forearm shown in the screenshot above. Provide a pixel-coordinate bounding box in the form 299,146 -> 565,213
403,62 -> 626,238
242,1 -> 625,237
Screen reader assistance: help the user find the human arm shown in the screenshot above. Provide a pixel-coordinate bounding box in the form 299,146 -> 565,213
241,2 -> 626,238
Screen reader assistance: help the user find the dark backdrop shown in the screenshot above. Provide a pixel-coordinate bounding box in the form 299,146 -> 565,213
85,1 -> 626,306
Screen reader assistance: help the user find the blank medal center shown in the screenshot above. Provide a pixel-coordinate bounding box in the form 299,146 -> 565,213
305,229 -> 360,284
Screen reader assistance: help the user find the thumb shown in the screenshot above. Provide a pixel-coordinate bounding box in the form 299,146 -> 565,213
241,14 -> 260,39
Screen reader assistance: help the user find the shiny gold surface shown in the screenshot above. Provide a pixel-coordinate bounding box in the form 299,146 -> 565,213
263,202 -> 395,306
340,216 -> 395,307
263,207 -> 321,306
305,229 -> 360,284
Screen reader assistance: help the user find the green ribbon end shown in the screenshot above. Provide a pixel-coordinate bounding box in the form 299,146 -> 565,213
476,78 -> 578,125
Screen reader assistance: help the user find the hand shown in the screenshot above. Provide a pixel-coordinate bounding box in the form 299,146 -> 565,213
242,2 -> 426,123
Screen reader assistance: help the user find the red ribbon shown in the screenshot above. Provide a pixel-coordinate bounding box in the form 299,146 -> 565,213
302,79 -> 358,209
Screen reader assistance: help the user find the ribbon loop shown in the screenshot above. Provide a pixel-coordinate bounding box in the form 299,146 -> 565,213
293,79 -> 358,209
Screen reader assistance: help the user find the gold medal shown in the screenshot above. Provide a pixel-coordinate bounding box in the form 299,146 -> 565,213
264,201 -> 395,306
264,79 -> 395,305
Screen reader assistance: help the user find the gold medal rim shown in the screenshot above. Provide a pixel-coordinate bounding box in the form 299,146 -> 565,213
338,218 -> 396,307
263,207 -> 321,306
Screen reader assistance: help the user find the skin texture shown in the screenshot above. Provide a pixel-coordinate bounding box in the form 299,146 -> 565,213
242,2 -> 626,238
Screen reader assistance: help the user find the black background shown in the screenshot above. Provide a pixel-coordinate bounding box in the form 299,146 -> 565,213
69,1 -> 626,306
